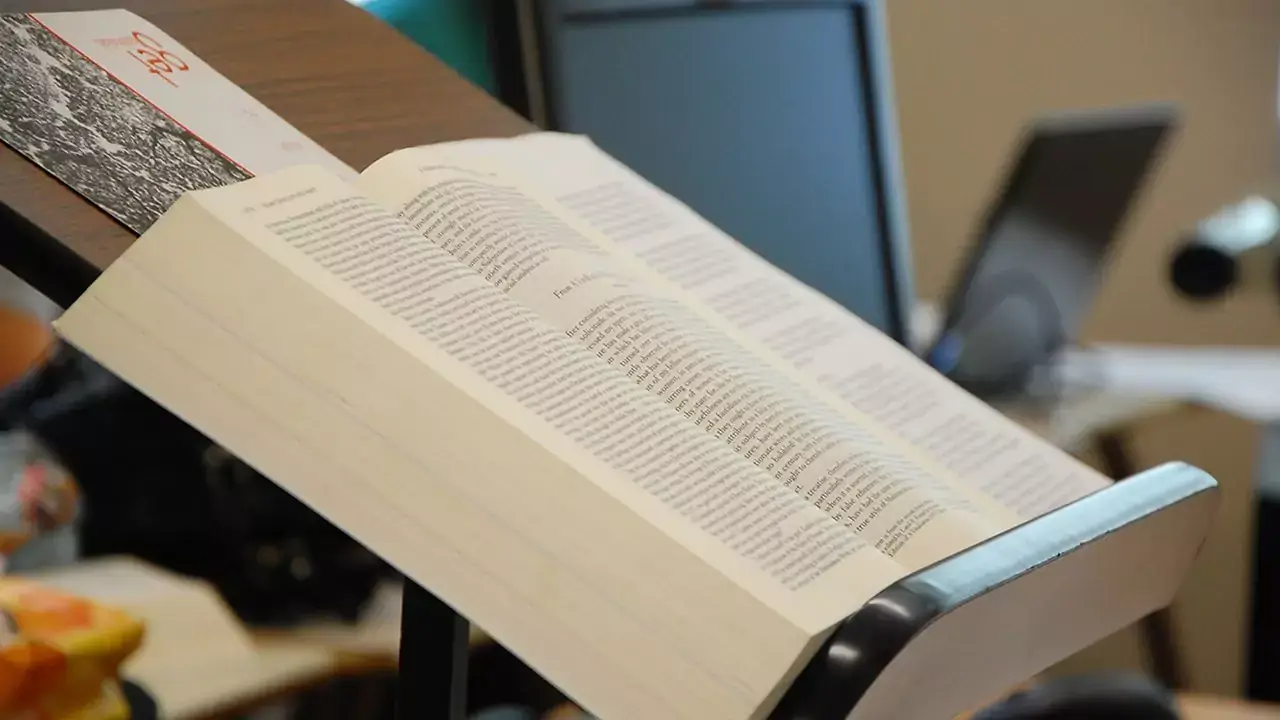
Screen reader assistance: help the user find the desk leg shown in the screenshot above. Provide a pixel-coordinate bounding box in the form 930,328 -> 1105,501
1095,430 -> 1188,690
1247,422 -> 1280,700
397,580 -> 469,720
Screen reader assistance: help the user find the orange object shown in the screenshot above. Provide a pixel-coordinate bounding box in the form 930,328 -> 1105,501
0,304 -> 53,390
0,579 -> 144,720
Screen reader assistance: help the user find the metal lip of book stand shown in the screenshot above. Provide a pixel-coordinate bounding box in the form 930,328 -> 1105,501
396,462 -> 1217,720
395,572 -> 919,720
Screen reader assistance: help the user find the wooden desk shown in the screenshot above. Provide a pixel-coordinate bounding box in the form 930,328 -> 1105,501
31,556 -> 336,719
1180,695 -> 1280,719
0,0 -> 532,306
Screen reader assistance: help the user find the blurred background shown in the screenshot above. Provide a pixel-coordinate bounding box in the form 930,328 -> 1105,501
892,1 -> 1277,697
3,0 -> 1280,717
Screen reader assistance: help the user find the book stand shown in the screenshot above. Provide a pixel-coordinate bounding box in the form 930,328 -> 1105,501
398,581 -> 471,720
396,462 -> 1217,720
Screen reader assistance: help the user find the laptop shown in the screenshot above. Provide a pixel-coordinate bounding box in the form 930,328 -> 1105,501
925,105 -> 1179,399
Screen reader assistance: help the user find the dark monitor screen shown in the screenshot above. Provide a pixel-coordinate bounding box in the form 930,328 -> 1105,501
539,2 -> 909,342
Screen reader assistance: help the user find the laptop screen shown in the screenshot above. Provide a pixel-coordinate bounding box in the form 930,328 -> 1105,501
929,106 -> 1177,397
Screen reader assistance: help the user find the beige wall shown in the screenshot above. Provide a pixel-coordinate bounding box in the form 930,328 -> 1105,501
886,0 -> 1280,695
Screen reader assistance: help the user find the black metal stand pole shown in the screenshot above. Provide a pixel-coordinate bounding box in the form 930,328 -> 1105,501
1247,422 -> 1280,700
397,580 -> 470,720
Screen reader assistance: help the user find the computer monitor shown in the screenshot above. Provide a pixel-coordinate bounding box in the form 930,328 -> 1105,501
521,0 -> 915,344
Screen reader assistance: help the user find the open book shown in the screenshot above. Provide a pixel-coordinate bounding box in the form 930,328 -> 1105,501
49,132 -> 1158,719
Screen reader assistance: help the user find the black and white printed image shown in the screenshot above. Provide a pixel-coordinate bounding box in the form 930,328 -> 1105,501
0,14 -> 250,233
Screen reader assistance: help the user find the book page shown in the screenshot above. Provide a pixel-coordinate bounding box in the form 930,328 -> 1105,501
57,167 -> 908,718
427,133 -> 1110,518
360,151 -> 1018,571
193,168 -> 902,608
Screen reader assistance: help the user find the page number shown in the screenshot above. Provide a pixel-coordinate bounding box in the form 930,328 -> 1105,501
128,31 -> 189,88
